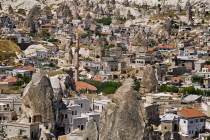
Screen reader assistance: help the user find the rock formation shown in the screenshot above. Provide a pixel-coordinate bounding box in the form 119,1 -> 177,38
8,5 -> 13,14
163,17 -> 173,38
24,16 -> 36,33
20,70 -> 59,131
42,6 -> 53,18
0,3 -> 2,11
99,78 -> 159,140
27,5 -> 41,18
130,31 -> 148,52
83,118 -> 99,140
139,65 -> 159,95
50,74 -> 76,101
176,3 -> 181,13
56,2 -> 73,22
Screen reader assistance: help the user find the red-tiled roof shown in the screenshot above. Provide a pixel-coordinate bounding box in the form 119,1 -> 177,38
195,44 -> 204,47
18,30 -> 26,34
126,51 -> 135,54
101,32 -> 109,34
7,36 -> 17,39
178,109 -> 206,118
41,24 -> 56,27
148,48 -> 156,52
92,77 -> 104,82
4,77 -> 17,83
75,81 -> 97,91
17,66 -> 35,71
158,45 -> 173,49
172,77 -> 181,83
204,65 -> 210,70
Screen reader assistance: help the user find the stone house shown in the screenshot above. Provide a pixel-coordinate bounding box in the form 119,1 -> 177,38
144,102 -> 160,126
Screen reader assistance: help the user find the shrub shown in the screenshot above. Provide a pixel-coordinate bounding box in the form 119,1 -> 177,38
48,39 -> 61,43
81,79 -> 122,95
103,87 -> 117,95
159,85 -> 179,93
11,87 -> 20,90
95,18 -> 112,25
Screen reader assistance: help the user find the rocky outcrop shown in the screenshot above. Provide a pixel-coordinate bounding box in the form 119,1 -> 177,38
56,2 -> 73,22
20,69 -> 59,133
50,74 -> 76,101
8,5 -> 13,14
24,16 -> 36,33
42,6 -> 53,18
139,65 -> 159,95
130,31 -> 148,52
83,118 -> 99,140
27,5 -> 41,18
99,78 -> 159,140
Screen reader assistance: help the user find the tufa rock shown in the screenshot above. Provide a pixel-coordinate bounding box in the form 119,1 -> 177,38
27,5 -> 41,18
139,65 -> 159,95
130,31 -> 148,52
8,5 -> 13,14
20,69 -> 59,132
99,78 -> 159,140
83,118 -> 99,140
56,2 -> 73,22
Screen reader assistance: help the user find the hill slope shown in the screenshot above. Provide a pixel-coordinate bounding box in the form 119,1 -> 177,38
0,0 -> 208,10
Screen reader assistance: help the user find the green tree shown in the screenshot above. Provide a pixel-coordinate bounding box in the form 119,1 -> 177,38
205,61 -> 210,65
42,30 -> 50,37
159,85 -> 179,93
95,18 -> 112,25
103,87 -> 117,95
180,86 -> 203,95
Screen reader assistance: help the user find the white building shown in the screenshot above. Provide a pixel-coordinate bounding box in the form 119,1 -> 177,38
61,98 -> 100,135
102,26 -> 111,33
178,109 -> 206,138
4,122 -> 39,140
6,69 -> 32,77
91,99 -> 111,113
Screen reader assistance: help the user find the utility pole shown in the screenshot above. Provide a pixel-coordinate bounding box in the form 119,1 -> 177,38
75,33 -> 80,81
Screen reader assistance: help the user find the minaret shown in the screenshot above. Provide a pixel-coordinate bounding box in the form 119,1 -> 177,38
75,33 -> 80,81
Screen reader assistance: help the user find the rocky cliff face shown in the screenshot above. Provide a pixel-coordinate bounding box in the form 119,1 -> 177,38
98,78 -> 159,140
83,118 -> 99,140
20,70 -> 59,131
139,65 -> 159,95
50,74 -> 76,101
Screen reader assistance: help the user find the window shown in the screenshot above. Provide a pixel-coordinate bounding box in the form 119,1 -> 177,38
65,114 -> 67,119
184,121 -> 186,123
190,121 -> 193,124
75,111 -> 77,115
81,103 -> 83,108
165,126 -> 167,129
72,111 -> 74,115
196,119 -> 198,123
200,118 -> 204,122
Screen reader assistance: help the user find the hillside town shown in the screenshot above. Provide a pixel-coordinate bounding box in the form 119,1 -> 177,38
0,0 -> 210,140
